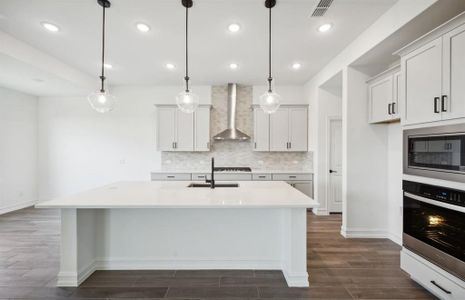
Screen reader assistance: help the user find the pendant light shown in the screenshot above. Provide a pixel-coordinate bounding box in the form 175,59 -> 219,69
259,0 -> 281,114
88,0 -> 116,113
176,0 -> 199,114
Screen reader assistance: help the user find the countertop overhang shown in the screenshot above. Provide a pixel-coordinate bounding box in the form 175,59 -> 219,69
35,181 -> 319,209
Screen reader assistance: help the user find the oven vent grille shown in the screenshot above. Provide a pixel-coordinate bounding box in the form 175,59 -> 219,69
311,0 -> 334,17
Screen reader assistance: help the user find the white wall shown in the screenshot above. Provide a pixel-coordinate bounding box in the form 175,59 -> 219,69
313,88 -> 342,214
342,67 -> 389,237
38,85 -> 211,201
0,86 -> 38,214
252,85 -> 306,105
387,122 -> 403,244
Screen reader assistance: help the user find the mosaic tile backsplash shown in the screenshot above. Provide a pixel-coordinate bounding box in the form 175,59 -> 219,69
161,85 -> 313,171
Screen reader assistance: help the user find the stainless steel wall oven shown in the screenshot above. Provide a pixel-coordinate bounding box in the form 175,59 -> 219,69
404,124 -> 465,183
403,180 -> 465,281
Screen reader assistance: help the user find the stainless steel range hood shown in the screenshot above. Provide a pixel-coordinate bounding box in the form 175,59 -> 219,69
213,83 -> 250,141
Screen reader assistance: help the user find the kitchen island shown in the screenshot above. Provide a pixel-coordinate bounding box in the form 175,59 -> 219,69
36,181 -> 318,287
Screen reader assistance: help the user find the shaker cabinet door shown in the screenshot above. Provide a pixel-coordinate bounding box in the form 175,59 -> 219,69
175,111 -> 194,151
269,108 -> 290,151
253,108 -> 270,151
288,107 -> 308,151
403,38 -> 443,125
157,107 -> 176,151
369,76 -> 393,123
194,107 -> 211,151
443,23 -> 465,121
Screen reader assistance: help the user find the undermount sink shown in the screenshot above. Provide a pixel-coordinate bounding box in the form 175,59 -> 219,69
187,183 -> 239,188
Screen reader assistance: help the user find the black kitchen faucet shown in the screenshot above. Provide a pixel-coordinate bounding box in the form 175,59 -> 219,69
206,157 -> 216,189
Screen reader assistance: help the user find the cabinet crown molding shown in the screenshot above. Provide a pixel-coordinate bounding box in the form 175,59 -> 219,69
393,11 -> 465,57
366,64 -> 400,84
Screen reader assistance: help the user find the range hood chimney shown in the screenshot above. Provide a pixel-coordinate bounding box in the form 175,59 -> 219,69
213,83 -> 250,141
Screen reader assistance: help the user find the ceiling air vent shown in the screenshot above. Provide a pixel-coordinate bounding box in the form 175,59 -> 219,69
311,0 -> 334,17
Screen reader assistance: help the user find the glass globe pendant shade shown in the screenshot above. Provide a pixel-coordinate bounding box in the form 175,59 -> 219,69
88,90 -> 116,113
176,90 -> 199,114
259,91 -> 281,114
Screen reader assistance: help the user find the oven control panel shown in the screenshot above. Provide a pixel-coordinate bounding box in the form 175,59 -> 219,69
403,180 -> 465,207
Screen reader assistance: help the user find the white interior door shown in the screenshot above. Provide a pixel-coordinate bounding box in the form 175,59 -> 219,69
328,118 -> 342,213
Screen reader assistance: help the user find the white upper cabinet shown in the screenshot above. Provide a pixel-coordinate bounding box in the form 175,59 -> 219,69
157,107 -> 178,151
156,105 -> 211,152
443,22 -> 465,121
175,110 -> 194,151
396,16 -> 465,125
402,38 -> 443,125
367,66 -> 400,124
253,108 -> 270,151
194,106 -> 211,151
288,107 -> 308,151
270,108 -> 290,151
267,105 -> 308,152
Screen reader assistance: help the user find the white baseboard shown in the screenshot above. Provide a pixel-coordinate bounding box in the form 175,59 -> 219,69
282,270 -> 309,287
312,208 -> 329,216
57,258 -> 308,287
341,228 -> 402,245
0,201 -> 36,215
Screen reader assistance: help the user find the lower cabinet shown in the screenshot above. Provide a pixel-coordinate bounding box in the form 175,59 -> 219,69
151,172 -> 314,198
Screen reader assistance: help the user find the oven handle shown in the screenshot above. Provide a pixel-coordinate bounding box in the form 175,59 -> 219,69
404,192 -> 465,213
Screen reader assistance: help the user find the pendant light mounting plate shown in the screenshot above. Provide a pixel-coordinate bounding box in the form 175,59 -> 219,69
265,0 -> 276,8
97,0 -> 111,8
182,0 -> 193,8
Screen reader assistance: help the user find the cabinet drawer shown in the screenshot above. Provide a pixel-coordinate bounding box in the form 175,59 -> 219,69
272,173 -> 313,181
214,174 -> 252,181
151,173 -> 192,181
253,174 -> 272,181
192,173 -> 209,180
401,249 -> 465,300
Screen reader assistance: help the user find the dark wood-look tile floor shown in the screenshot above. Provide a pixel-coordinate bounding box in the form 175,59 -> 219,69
0,208 -> 437,299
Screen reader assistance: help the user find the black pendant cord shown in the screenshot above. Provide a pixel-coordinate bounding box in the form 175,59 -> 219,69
100,4 -> 106,93
184,5 -> 190,93
267,5 -> 272,93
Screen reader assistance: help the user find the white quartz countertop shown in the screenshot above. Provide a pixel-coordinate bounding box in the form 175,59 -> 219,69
36,181 -> 318,209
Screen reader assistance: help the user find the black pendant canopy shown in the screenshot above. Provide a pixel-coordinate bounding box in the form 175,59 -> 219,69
265,0 -> 276,8
97,0 -> 111,8
182,0 -> 193,8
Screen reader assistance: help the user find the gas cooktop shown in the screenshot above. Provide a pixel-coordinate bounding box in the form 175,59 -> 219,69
214,167 -> 252,172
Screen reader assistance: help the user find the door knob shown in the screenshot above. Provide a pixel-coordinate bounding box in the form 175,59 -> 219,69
329,169 -> 337,173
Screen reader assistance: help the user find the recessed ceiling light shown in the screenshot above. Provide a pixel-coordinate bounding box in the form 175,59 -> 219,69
41,22 -> 59,32
228,23 -> 241,33
166,63 -> 176,70
229,63 -> 239,70
104,63 -> 113,69
136,23 -> 151,32
292,63 -> 302,70
318,23 -> 333,33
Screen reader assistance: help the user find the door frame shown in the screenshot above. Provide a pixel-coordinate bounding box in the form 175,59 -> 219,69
325,116 -> 342,213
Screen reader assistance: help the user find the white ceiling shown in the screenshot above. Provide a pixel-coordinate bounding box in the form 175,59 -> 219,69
0,0 -> 397,89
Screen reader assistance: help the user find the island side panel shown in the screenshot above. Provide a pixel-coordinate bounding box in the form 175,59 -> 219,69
57,208 -> 99,287
281,208 -> 309,287
92,208 -> 284,270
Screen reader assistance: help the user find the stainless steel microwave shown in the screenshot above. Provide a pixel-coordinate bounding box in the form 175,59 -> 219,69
404,124 -> 465,183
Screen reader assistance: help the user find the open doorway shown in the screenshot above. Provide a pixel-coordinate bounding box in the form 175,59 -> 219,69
314,71 -> 343,216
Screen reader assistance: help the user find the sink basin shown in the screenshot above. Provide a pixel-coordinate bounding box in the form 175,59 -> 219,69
187,183 -> 239,188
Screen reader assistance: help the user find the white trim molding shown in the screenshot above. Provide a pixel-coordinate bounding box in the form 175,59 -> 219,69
0,201 -> 36,216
